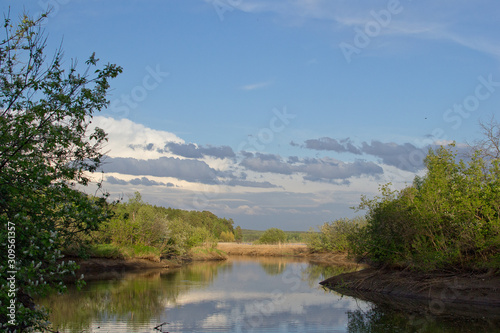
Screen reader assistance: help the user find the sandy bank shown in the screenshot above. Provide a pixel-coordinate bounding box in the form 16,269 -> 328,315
320,267 -> 500,306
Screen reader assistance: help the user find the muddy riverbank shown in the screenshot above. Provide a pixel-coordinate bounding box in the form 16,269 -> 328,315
320,267 -> 500,306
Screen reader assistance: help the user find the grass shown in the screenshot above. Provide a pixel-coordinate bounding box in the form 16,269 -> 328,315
189,246 -> 228,261
89,243 -> 123,259
82,243 -> 162,262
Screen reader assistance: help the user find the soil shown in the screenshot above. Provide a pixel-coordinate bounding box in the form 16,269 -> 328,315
320,267 -> 500,306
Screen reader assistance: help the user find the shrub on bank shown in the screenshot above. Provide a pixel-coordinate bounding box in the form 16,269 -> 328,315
306,217 -> 366,253
256,228 -> 288,244
354,144 -> 500,271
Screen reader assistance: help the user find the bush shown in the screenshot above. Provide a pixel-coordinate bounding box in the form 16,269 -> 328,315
355,144 -> 500,271
164,218 -> 216,255
306,217 -> 366,253
256,228 -> 287,244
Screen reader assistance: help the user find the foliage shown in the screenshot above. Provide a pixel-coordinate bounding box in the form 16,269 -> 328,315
240,228 -> 307,243
101,192 -> 169,251
354,144 -> 500,271
164,218 -> 216,256
0,11 -> 121,331
95,192 -> 224,257
162,206 -> 234,238
234,226 -> 243,243
256,228 -> 287,244
306,217 -> 366,253
219,230 -> 235,242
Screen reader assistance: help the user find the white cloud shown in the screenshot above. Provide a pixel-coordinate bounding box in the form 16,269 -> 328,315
89,117 -> 422,230
91,116 -> 183,159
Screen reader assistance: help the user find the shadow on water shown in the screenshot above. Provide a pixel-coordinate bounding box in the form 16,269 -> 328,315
336,289 -> 500,333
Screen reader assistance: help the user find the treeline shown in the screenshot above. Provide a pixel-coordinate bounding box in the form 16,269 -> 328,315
75,192 -> 236,258
242,228 -> 307,243
307,143 -> 500,272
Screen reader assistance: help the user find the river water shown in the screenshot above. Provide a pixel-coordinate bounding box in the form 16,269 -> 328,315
39,256 -> 500,332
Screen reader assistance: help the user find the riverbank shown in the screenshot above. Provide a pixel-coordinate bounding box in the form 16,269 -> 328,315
320,267 -> 500,306
71,246 -> 227,281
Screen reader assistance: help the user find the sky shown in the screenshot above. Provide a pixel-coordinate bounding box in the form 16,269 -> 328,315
4,0 -> 500,230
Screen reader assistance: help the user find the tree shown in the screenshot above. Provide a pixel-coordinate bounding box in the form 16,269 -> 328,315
234,225 -> 243,243
256,228 -> 287,244
219,230 -> 235,242
0,11 -> 121,331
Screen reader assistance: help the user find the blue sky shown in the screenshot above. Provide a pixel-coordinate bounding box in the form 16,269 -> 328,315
5,0 -> 500,230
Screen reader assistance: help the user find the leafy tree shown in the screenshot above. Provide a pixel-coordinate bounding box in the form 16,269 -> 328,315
234,225 -> 243,243
0,11 -> 121,331
256,228 -> 287,244
219,230 -> 235,242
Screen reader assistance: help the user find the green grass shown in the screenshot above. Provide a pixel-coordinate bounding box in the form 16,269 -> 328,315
89,243 -> 123,259
85,243 -> 161,261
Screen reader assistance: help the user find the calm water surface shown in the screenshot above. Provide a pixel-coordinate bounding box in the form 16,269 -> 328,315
39,257 -> 500,332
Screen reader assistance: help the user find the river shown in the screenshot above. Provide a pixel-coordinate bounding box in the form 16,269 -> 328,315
38,256 -> 500,332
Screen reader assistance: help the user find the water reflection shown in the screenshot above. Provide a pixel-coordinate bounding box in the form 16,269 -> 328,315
40,262 -> 225,332
37,257 -> 500,333
38,257 -> 363,332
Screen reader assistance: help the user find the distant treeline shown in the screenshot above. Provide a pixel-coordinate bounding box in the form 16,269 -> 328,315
242,229 -> 308,243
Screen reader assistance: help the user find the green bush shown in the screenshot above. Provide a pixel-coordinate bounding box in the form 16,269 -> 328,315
256,228 -> 287,244
306,217 -> 366,253
355,144 -> 500,271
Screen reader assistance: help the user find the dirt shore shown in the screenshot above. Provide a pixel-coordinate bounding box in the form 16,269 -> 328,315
320,267 -> 500,306
72,247 -> 227,281
71,257 -> 175,281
